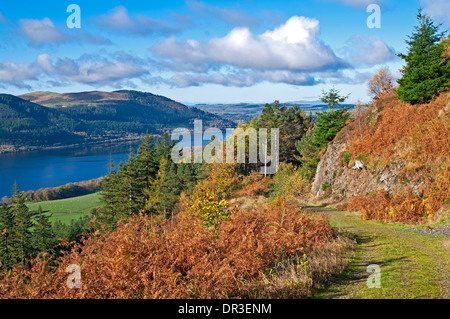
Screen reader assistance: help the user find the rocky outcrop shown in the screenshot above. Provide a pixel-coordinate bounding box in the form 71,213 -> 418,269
311,92 -> 449,202
311,130 -> 413,201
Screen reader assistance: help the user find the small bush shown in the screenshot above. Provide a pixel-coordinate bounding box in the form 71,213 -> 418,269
342,151 -> 351,166
270,163 -> 311,201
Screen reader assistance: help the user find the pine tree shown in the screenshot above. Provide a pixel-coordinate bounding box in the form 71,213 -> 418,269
0,203 -> 16,269
320,87 -> 350,108
295,128 -> 320,180
314,88 -> 351,149
396,9 -> 450,104
10,182 -> 33,265
99,160 -> 123,228
255,101 -> 308,164
144,157 -> 170,215
161,162 -> 182,215
32,206 -> 56,255
314,108 -> 350,149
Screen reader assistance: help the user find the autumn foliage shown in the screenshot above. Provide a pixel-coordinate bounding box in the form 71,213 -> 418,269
0,202 -> 336,299
367,67 -> 395,101
345,91 -> 450,223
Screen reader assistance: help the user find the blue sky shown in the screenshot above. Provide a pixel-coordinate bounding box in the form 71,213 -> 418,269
0,0 -> 449,104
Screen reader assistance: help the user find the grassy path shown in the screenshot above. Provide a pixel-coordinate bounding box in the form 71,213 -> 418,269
304,205 -> 450,299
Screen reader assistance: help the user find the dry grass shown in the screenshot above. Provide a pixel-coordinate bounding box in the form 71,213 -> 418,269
343,92 -> 450,224
443,240 -> 450,253
250,229 -> 355,298
232,172 -> 271,197
0,201 -> 345,299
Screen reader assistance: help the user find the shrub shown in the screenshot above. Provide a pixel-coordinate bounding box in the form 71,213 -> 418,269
344,89 -> 449,223
187,163 -> 240,230
232,172 -> 270,197
342,151 -> 351,166
270,163 -> 311,201
0,204 -> 338,299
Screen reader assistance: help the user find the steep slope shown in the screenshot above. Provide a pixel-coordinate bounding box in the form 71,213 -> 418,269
0,94 -> 82,146
311,91 -> 450,223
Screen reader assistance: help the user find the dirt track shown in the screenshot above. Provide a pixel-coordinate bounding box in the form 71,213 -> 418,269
303,205 -> 450,299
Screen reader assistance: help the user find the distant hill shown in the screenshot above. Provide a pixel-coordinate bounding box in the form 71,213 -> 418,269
193,102 -> 354,123
0,90 -> 234,152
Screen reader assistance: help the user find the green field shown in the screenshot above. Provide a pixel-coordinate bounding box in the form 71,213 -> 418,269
27,192 -> 104,224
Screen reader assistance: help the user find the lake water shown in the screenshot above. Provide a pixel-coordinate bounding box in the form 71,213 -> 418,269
0,142 -> 140,199
0,133 -> 220,199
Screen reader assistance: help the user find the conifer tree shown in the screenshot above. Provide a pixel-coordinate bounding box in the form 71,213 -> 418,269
144,157 -> 170,215
32,206 -> 56,255
255,101 -> 308,164
99,160 -> 123,228
314,88 -> 351,149
396,9 -> 450,104
161,162 -> 183,215
314,108 -> 350,149
0,203 -> 16,269
320,87 -> 350,108
10,182 -> 33,265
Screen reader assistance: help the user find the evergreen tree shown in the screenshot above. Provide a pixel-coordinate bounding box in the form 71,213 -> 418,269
397,9 -> 450,104
32,206 -> 56,255
255,101 -> 308,164
320,87 -> 350,108
314,88 -> 351,149
314,108 -> 351,149
99,134 -> 179,225
144,157 -> 170,215
161,162 -> 183,215
0,203 -> 16,269
295,128 -> 320,181
10,182 -> 33,265
99,160 -> 124,228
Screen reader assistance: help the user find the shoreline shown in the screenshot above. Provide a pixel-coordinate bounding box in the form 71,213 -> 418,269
0,135 -> 146,156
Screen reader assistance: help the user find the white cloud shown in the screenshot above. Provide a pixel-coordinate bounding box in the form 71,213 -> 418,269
91,6 -> 180,36
17,17 -> 110,46
49,53 -> 147,86
168,70 -> 319,88
423,0 -> 450,27
57,60 -> 145,85
342,34 -> 397,66
0,57 -> 44,88
0,52 -> 148,89
35,54 -> 55,73
18,18 -> 66,45
0,61 -> 36,83
151,16 -> 347,73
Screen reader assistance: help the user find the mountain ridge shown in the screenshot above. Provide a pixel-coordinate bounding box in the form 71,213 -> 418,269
0,90 -> 234,153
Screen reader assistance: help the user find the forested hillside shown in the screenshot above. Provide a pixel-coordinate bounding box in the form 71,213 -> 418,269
0,90 -> 233,150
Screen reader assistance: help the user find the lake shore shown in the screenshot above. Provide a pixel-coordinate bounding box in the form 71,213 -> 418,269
0,135 -> 145,156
